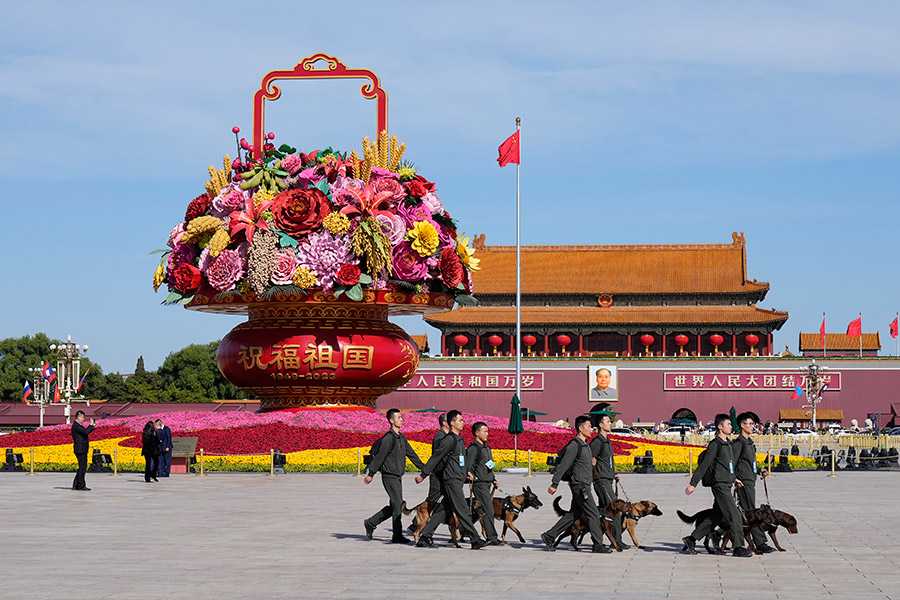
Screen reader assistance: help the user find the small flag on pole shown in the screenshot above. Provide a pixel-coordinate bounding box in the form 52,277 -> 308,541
23,381 -> 33,403
821,383 -> 829,394
890,316 -> 898,339
53,384 -> 61,403
497,130 -> 520,167
819,315 -> 826,348
791,385 -> 805,400
41,362 -> 57,383
847,317 -> 862,337
77,362 -> 92,392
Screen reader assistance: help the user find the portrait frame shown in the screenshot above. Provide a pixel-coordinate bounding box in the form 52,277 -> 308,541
588,365 -> 618,402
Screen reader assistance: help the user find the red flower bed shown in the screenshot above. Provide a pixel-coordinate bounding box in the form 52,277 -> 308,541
0,425 -> 136,447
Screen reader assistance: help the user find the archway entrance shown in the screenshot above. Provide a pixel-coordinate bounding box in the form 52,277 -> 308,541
671,408 -> 698,424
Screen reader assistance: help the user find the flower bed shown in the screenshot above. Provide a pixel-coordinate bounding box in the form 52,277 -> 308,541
0,410 -> 813,472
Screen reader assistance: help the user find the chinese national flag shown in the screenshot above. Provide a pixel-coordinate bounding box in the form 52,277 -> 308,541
497,130 -> 520,167
891,317 -> 899,339
820,316 -> 826,348
847,317 -> 862,338
53,385 -> 61,403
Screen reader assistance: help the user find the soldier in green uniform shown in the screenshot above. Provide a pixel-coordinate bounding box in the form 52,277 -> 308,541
415,410 -> 489,549
733,412 -> 776,553
682,413 -> 752,558
363,408 -> 426,544
541,415 -> 612,553
467,421 -> 501,545
590,411 -> 628,549
409,413 -> 449,533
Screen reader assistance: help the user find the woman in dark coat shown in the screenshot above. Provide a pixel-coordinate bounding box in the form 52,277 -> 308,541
141,420 -> 160,483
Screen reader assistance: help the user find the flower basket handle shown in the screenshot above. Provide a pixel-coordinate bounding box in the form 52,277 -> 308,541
252,53 -> 388,160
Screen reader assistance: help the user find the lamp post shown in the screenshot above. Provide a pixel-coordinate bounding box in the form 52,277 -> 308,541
50,335 -> 91,425
26,366 -> 49,428
801,360 -> 828,431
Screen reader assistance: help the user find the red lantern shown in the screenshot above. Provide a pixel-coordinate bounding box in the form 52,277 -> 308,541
522,334 -> 537,355
674,334 -> 689,355
453,334 -> 468,355
556,334 -> 571,355
640,334 -> 655,356
745,334 -> 759,354
709,334 -> 724,355
487,334 -> 503,356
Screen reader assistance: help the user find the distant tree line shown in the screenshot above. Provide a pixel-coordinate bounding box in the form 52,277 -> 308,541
0,334 -> 247,403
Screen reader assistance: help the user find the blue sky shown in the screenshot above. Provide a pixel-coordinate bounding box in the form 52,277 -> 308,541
2,1 -> 899,373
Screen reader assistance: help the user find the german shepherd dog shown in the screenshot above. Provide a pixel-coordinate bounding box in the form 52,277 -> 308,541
561,499 -> 663,550
400,499 -> 486,548
552,497 -> 630,551
475,486 -> 543,544
677,505 -> 797,554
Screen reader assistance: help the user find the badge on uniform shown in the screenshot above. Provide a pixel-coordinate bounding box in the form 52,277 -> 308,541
729,461 -> 734,474
753,461 -> 757,474
458,455 -> 465,467
485,459 -> 495,469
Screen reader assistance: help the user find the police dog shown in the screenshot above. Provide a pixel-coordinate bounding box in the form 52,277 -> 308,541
476,486 -> 543,544
677,506 -> 795,554
763,508 -> 798,551
400,499 -> 486,548
621,500 -> 663,549
552,497 -> 630,551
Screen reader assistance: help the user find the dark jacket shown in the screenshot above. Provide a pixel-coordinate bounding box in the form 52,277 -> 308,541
466,441 -> 495,483
590,433 -> 616,481
422,432 -> 468,482
141,429 -> 160,457
366,429 -> 424,477
732,435 -> 759,481
690,436 -> 735,487
551,436 -> 593,488
71,421 -> 95,454
157,425 -> 173,453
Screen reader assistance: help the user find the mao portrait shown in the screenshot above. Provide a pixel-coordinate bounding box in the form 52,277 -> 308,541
589,365 -> 617,401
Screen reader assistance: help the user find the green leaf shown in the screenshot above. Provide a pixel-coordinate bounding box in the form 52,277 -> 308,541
358,273 -> 373,285
177,294 -> 195,306
275,170 -> 288,177
278,144 -> 293,153
313,178 -> 330,195
454,294 -> 479,307
333,288 -> 345,298
455,282 -> 466,290
346,284 -> 364,301
274,229 -> 299,248
149,248 -> 168,255
164,291 -> 184,304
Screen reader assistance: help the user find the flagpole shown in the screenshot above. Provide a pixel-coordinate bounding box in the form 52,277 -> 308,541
859,312 -> 863,358
515,116 -> 522,421
823,311 -> 826,359
896,312 -> 898,357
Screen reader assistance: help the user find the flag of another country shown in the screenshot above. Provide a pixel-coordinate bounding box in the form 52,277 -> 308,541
791,385 -> 805,400
41,362 -> 57,382
847,317 -> 862,337
77,362 -> 93,392
23,381 -> 33,403
497,130 -> 520,167
821,383 -> 829,394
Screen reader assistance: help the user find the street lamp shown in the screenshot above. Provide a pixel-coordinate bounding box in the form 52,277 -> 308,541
800,359 -> 828,430
52,335 -> 90,425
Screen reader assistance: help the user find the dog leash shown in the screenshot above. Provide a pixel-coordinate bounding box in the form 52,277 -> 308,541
763,474 -> 770,505
616,479 -> 632,504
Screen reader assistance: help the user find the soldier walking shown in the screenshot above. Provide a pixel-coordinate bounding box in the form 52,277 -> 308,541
682,413 -> 752,558
733,412 -> 776,553
467,421 -> 501,545
409,413 -> 449,533
591,411 -> 628,549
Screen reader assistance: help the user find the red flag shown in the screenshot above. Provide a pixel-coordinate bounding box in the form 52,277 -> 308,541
53,384 -> 61,403
847,317 -> 862,338
497,130 -> 520,167
890,317 -> 898,339
819,316 -> 826,348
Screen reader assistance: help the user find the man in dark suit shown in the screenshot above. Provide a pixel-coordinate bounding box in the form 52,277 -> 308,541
71,410 -> 96,491
155,419 -> 173,477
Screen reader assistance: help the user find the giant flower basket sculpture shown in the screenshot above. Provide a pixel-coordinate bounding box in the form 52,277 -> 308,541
152,55 -> 479,411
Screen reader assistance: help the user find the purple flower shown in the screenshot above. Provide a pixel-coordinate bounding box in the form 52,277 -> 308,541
284,167 -> 323,190
198,246 -> 212,273
331,175 -> 365,191
392,241 -> 427,281
270,248 -> 300,285
369,167 -> 399,181
296,231 -> 356,292
167,243 -> 197,280
206,249 -> 244,291
375,213 -> 406,246
397,201 -> 436,229
210,187 -> 247,218
421,192 -> 443,215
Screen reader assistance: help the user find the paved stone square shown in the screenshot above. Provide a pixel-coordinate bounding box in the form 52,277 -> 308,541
1,470 -> 897,599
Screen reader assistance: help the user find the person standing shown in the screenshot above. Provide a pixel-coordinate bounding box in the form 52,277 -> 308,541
467,422 -> 501,545
541,415 -> 612,553
141,421 -> 160,483
591,411 -> 627,549
364,409 -> 425,544
155,419 -> 173,478
71,410 -> 96,491
415,410 -> 488,550
410,413 -> 450,533
733,412 -> 776,553
683,413 -> 752,557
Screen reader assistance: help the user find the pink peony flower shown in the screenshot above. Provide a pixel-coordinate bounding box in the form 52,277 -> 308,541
167,223 -> 185,248
369,167 -> 399,181
421,192 -> 444,215
331,175 -> 365,191
375,213 -> 406,246
397,201 -> 435,229
210,188 -> 247,218
296,231 -> 356,292
373,178 -> 406,203
205,249 -> 244,291
197,246 -> 212,272
281,154 -> 303,175
392,241 -> 428,281
270,248 -> 300,285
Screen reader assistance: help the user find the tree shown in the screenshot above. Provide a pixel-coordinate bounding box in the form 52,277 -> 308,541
135,356 -> 146,377
0,333 -> 62,401
157,341 -> 246,402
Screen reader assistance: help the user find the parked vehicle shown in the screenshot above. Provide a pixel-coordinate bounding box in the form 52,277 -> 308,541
659,425 -> 693,437
610,427 -> 639,437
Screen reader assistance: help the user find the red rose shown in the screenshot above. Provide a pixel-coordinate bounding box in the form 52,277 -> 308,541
272,188 -> 331,237
172,263 -> 203,293
439,247 -> 464,289
336,264 -> 361,286
185,193 -> 211,222
406,180 -> 427,198
414,175 -> 436,193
